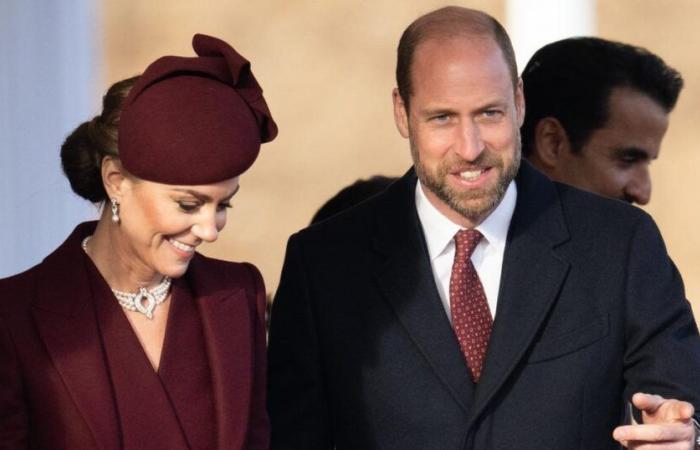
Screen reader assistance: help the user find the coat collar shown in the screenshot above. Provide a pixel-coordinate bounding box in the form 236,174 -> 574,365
32,221 -> 97,316
186,254 -> 257,449
32,221 -> 122,450
32,222 -> 258,450
371,162 -> 571,425
371,170 -> 476,413
466,161 -> 570,428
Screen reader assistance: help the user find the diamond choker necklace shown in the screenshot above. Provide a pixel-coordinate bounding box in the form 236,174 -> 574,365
81,236 -> 171,320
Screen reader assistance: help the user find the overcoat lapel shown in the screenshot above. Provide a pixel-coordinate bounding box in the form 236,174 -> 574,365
372,164 -> 573,427
31,223 -> 120,450
372,171 -> 475,413
467,162 -> 571,427
188,256 -> 254,449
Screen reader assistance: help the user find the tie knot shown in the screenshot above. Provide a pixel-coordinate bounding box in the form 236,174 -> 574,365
454,229 -> 482,258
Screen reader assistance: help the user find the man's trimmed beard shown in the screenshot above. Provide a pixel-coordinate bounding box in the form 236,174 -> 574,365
411,132 -> 521,224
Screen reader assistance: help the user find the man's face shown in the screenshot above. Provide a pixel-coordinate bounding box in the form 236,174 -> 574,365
553,87 -> 669,205
393,35 -> 525,227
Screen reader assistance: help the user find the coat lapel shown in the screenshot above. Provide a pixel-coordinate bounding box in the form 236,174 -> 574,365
189,256 -> 254,449
467,162 -> 571,427
31,223 -> 121,450
372,171 -> 475,413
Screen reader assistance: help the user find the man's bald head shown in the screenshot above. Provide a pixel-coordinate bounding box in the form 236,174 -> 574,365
396,6 -> 518,111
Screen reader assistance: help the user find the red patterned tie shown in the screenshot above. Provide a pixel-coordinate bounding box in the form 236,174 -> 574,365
450,229 -> 493,382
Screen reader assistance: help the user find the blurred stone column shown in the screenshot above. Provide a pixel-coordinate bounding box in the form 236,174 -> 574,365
0,0 -> 99,277
506,0 -> 596,73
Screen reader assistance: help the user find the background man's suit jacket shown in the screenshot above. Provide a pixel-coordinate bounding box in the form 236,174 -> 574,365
268,163 -> 700,450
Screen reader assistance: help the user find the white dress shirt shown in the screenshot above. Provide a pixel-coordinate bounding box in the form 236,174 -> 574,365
415,180 -> 517,320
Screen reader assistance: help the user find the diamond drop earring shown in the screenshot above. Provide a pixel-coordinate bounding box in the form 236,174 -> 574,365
110,198 -> 120,223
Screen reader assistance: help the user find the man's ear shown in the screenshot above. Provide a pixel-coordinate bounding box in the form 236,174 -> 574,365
101,156 -> 130,201
531,117 -> 573,168
392,88 -> 410,138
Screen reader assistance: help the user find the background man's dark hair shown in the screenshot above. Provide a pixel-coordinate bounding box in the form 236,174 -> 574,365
396,6 -> 518,111
521,37 -> 683,156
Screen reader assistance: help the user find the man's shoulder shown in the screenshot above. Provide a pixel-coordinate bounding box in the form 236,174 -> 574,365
514,162 -> 653,247
553,181 -> 651,229
518,161 -> 647,225
540,180 -> 664,260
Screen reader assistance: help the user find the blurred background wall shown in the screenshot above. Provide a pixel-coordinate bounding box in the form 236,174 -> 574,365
0,0 -> 98,276
3,0 -> 699,316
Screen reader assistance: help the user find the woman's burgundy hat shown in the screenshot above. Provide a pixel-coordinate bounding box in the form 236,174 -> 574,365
118,34 -> 277,184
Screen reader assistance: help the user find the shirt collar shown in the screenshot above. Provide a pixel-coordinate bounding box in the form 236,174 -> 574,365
415,179 -> 517,261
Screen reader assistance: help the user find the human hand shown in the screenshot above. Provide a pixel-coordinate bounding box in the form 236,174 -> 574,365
613,393 -> 697,449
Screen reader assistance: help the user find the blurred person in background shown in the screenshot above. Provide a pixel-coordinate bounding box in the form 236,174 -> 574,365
0,34 -> 276,450
310,176 -> 398,225
521,37 -> 682,206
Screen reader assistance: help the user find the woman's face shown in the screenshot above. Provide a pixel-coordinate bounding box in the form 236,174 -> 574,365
116,176 -> 240,279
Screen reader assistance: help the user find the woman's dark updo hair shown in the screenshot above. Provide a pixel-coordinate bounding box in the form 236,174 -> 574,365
60,76 -> 139,202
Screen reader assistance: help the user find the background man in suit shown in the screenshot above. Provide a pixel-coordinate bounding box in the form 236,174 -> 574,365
521,37 -> 683,206
268,6 -> 700,449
